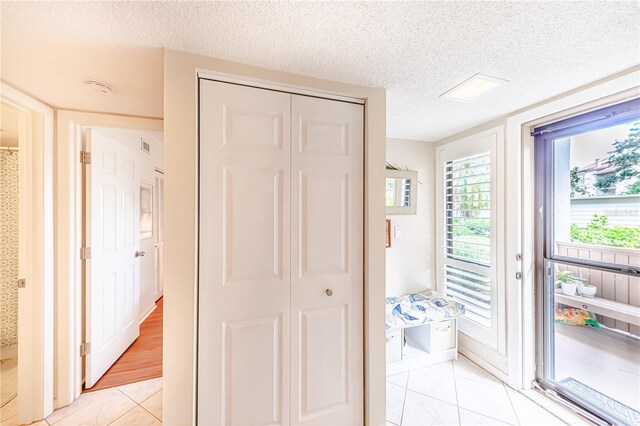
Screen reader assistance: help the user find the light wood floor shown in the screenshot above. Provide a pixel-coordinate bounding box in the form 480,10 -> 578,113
86,298 -> 163,392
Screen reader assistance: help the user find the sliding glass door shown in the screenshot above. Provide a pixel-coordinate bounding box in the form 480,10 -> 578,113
535,98 -> 640,425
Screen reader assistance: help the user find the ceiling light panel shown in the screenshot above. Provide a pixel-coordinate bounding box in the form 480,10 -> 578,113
441,74 -> 509,102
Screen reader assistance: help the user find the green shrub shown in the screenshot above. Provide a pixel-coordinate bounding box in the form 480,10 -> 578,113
571,214 -> 640,248
452,218 -> 490,237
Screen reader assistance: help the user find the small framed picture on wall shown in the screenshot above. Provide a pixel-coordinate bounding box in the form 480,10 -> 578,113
386,219 -> 391,248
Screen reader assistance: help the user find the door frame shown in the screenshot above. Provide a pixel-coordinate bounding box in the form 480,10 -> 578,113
1,82 -> 55,424
164,49 -> 387,426
55,111 -> 162,407
503,68 -> 640,391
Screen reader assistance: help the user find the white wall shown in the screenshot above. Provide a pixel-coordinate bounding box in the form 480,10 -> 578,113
385,138 -> 435,297
93,127 -> 164,321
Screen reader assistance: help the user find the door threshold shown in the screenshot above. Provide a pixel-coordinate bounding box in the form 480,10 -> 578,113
525,385 -> 604,426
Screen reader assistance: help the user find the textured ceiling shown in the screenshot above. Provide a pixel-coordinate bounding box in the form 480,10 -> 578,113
1,1 -> 639,141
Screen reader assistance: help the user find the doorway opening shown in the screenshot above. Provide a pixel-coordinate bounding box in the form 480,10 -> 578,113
0,102 -> 21,413
80,127 -> 164,395
534,97 -> 640,424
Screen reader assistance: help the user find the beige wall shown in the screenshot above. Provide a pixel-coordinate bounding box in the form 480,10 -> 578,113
163,49 -> 387,426
385,138 -> 436,297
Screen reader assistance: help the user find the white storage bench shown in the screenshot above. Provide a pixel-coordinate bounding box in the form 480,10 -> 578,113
386,291 -> 465,375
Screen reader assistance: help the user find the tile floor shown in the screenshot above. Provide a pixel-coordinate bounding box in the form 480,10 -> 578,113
0,378 -> 162,426
387,355 -> 570,426
1,358 -> 18,408
0,356 -> 584,426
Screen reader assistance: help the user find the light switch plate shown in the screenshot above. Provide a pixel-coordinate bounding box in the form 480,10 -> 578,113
394,226 -> 402,239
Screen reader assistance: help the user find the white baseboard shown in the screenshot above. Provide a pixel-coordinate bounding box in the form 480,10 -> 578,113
458,334 -> 508,383
386,348 -> 458,376
139,304 -> 157,324
1,345 -> 18,360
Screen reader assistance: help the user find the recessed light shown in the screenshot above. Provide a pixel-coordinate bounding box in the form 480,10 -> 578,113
83,80 -> 115,96
441,73 -> 509,102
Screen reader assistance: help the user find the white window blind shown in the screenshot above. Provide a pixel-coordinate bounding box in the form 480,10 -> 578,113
443,153 -> 492,328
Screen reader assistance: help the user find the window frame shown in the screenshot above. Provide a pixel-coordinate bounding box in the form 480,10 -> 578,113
535,98 -> 640,276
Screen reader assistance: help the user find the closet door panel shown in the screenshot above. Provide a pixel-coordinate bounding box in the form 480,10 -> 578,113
223,165 -> 285,285
222,315 -> 283,425
199,80 -> 291,425
299,172 -> 347,275
291,95 -> 364,425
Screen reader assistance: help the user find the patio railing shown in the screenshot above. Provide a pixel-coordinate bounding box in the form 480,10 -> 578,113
556,241 -> 640,336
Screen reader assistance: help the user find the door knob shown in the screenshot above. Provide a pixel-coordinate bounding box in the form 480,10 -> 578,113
325,288 -> 333,297
135,250 -> 146,257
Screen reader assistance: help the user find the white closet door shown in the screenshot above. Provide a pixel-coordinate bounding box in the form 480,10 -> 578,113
290,95 -> 364,425
199,80 -> 291,425
85,128 -> 140,388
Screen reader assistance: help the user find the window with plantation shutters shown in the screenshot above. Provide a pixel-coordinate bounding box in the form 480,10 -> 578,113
437,128 -> 503,352
443,153 -> 493,328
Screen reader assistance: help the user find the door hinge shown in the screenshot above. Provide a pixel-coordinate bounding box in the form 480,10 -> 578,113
81,246 -> 92,260
17,278 -> 26,288
80,342 -> 91,357
80,151 -> 91,164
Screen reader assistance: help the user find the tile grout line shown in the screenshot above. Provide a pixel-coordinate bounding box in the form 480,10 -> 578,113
454,378 -> 521,425
503,383 -> 523,426
452,360 -> 462,426
139,402 -> 163,423
454,372 -> 505,389
453,360 -> 522,425
114,387 -> 163,424
105,403 -> 139,426
403,386 -> 459,408
1,395 -> 17,410
134,388 -> 163,423
399,373 -> 409,426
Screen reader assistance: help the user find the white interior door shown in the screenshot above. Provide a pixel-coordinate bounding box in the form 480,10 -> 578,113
290,95 -> 363,425
199,80 -> 292,425
85,128 -> 140,388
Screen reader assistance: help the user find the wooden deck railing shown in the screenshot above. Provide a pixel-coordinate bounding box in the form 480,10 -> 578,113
556,241 -> 640,336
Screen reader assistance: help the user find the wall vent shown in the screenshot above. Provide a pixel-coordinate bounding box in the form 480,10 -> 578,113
141,138 -> 151,154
